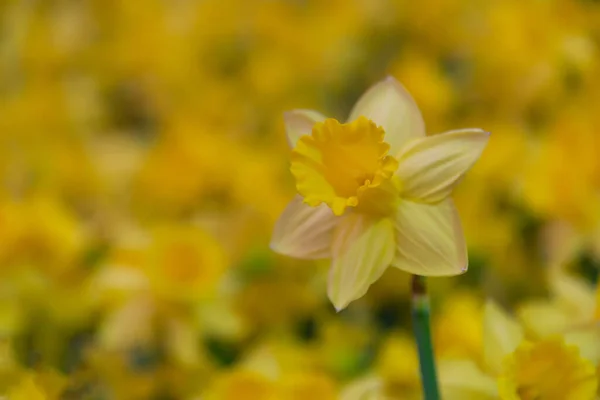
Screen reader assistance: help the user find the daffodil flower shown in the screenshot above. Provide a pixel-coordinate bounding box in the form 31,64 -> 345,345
438,301 -> 599,400
518,269 -> 599,339
271,77 -> 489,310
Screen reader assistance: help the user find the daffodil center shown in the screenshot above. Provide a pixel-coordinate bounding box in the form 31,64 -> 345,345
290,116 -> 399,216
500,339 -> 598,400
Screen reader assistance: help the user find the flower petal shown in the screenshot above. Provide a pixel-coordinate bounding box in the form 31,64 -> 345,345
270,195 -> 337,259
396,128 -> 490,203
550,270 -> 597,317
483,300 -> 524,374
339,375 -> 384,400
283,109 -> 327,148
348,76 -> 426,155
392,199 -> 467,276
564,329 -> 600,364
438,359 -> 498,400
328,214 -> 394,311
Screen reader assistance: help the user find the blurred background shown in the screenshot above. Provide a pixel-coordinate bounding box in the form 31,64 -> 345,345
0,0 -> 599,398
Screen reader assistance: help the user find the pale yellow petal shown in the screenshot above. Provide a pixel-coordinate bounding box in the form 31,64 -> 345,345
283,109 -> 327,148
166,316 -> 201,367
550,270 -> 596,318
438,359 -> 498,400
270,195 -> 337,259
328,214 -> 394,311
396,129 -> 489,203
392,199 -> 467,276
564,328 -> 600,364
339,376 -> 386,400
348,76 -> 426,154
517,300 -> 571,338
483,300 -> 524,374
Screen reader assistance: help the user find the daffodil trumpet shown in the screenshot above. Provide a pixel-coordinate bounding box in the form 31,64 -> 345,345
271,76 -> 489,398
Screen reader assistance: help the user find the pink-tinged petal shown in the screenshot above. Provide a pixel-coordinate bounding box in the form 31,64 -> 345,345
328,214 -> 395,311
270,195 -> 337,259
348,76 -> 426,155
396,128 -> 490,203
283,109 -> 327,148
392,199 -> 467,276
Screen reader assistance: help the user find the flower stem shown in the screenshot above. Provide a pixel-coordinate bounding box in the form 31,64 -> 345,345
411,275 -> 440,400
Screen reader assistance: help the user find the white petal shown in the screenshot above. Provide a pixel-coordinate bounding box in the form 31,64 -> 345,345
348,76 -> 426,154
283,109 -> 327,148
483,300 -> 524,374
328,214 -> 395,311
438,359 -> 498,400
392,199 -> 467,276
270,195 -> 337,259
396,128 -> 490,203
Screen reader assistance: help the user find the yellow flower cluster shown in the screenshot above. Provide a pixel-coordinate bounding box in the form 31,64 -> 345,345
0,0 -> 599,399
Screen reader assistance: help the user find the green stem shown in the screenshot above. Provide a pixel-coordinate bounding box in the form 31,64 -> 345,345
411,275 -> 440,400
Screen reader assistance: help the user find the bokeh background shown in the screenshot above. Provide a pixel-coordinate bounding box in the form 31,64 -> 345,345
0,0 -> 599,398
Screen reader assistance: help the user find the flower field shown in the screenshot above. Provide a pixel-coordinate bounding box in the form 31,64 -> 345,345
0,1 -> 599,398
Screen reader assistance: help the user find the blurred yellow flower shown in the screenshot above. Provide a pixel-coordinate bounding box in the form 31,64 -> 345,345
5,371 -> 65,400
517,270 -> 600,365
522,106 -> 600,230
272,77 -> 489,309
0,196 -> 85,272
146,225 -> 227,302
2,0 -> 600,398
204,368 -> 337,400
434,291 -> 483,361
205,369 -> 278,400
339,376 -> 388,400
317,319 -> 373,379
439,359 -> 498,400
389,51 -> 454,131
375,333 -> 420,398
279,372 -> 337,400
518,270 -> 596,338
439,300 -> 599,400
498,338 -> 598,400
6,376 -> 47,400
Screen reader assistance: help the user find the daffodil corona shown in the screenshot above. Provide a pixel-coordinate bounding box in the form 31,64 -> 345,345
271,77 -> 489,310
499,339 -> 598,400
438,301 -> 599,400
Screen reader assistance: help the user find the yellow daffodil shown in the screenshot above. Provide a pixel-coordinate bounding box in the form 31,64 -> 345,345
438,301 -> 598,400
271,77 -> 489,310
146,225 -> 227,302
517,270 -> 600,365
498,338 -> 598,400
518,270 -> 597,338
204,344 -> 338,400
